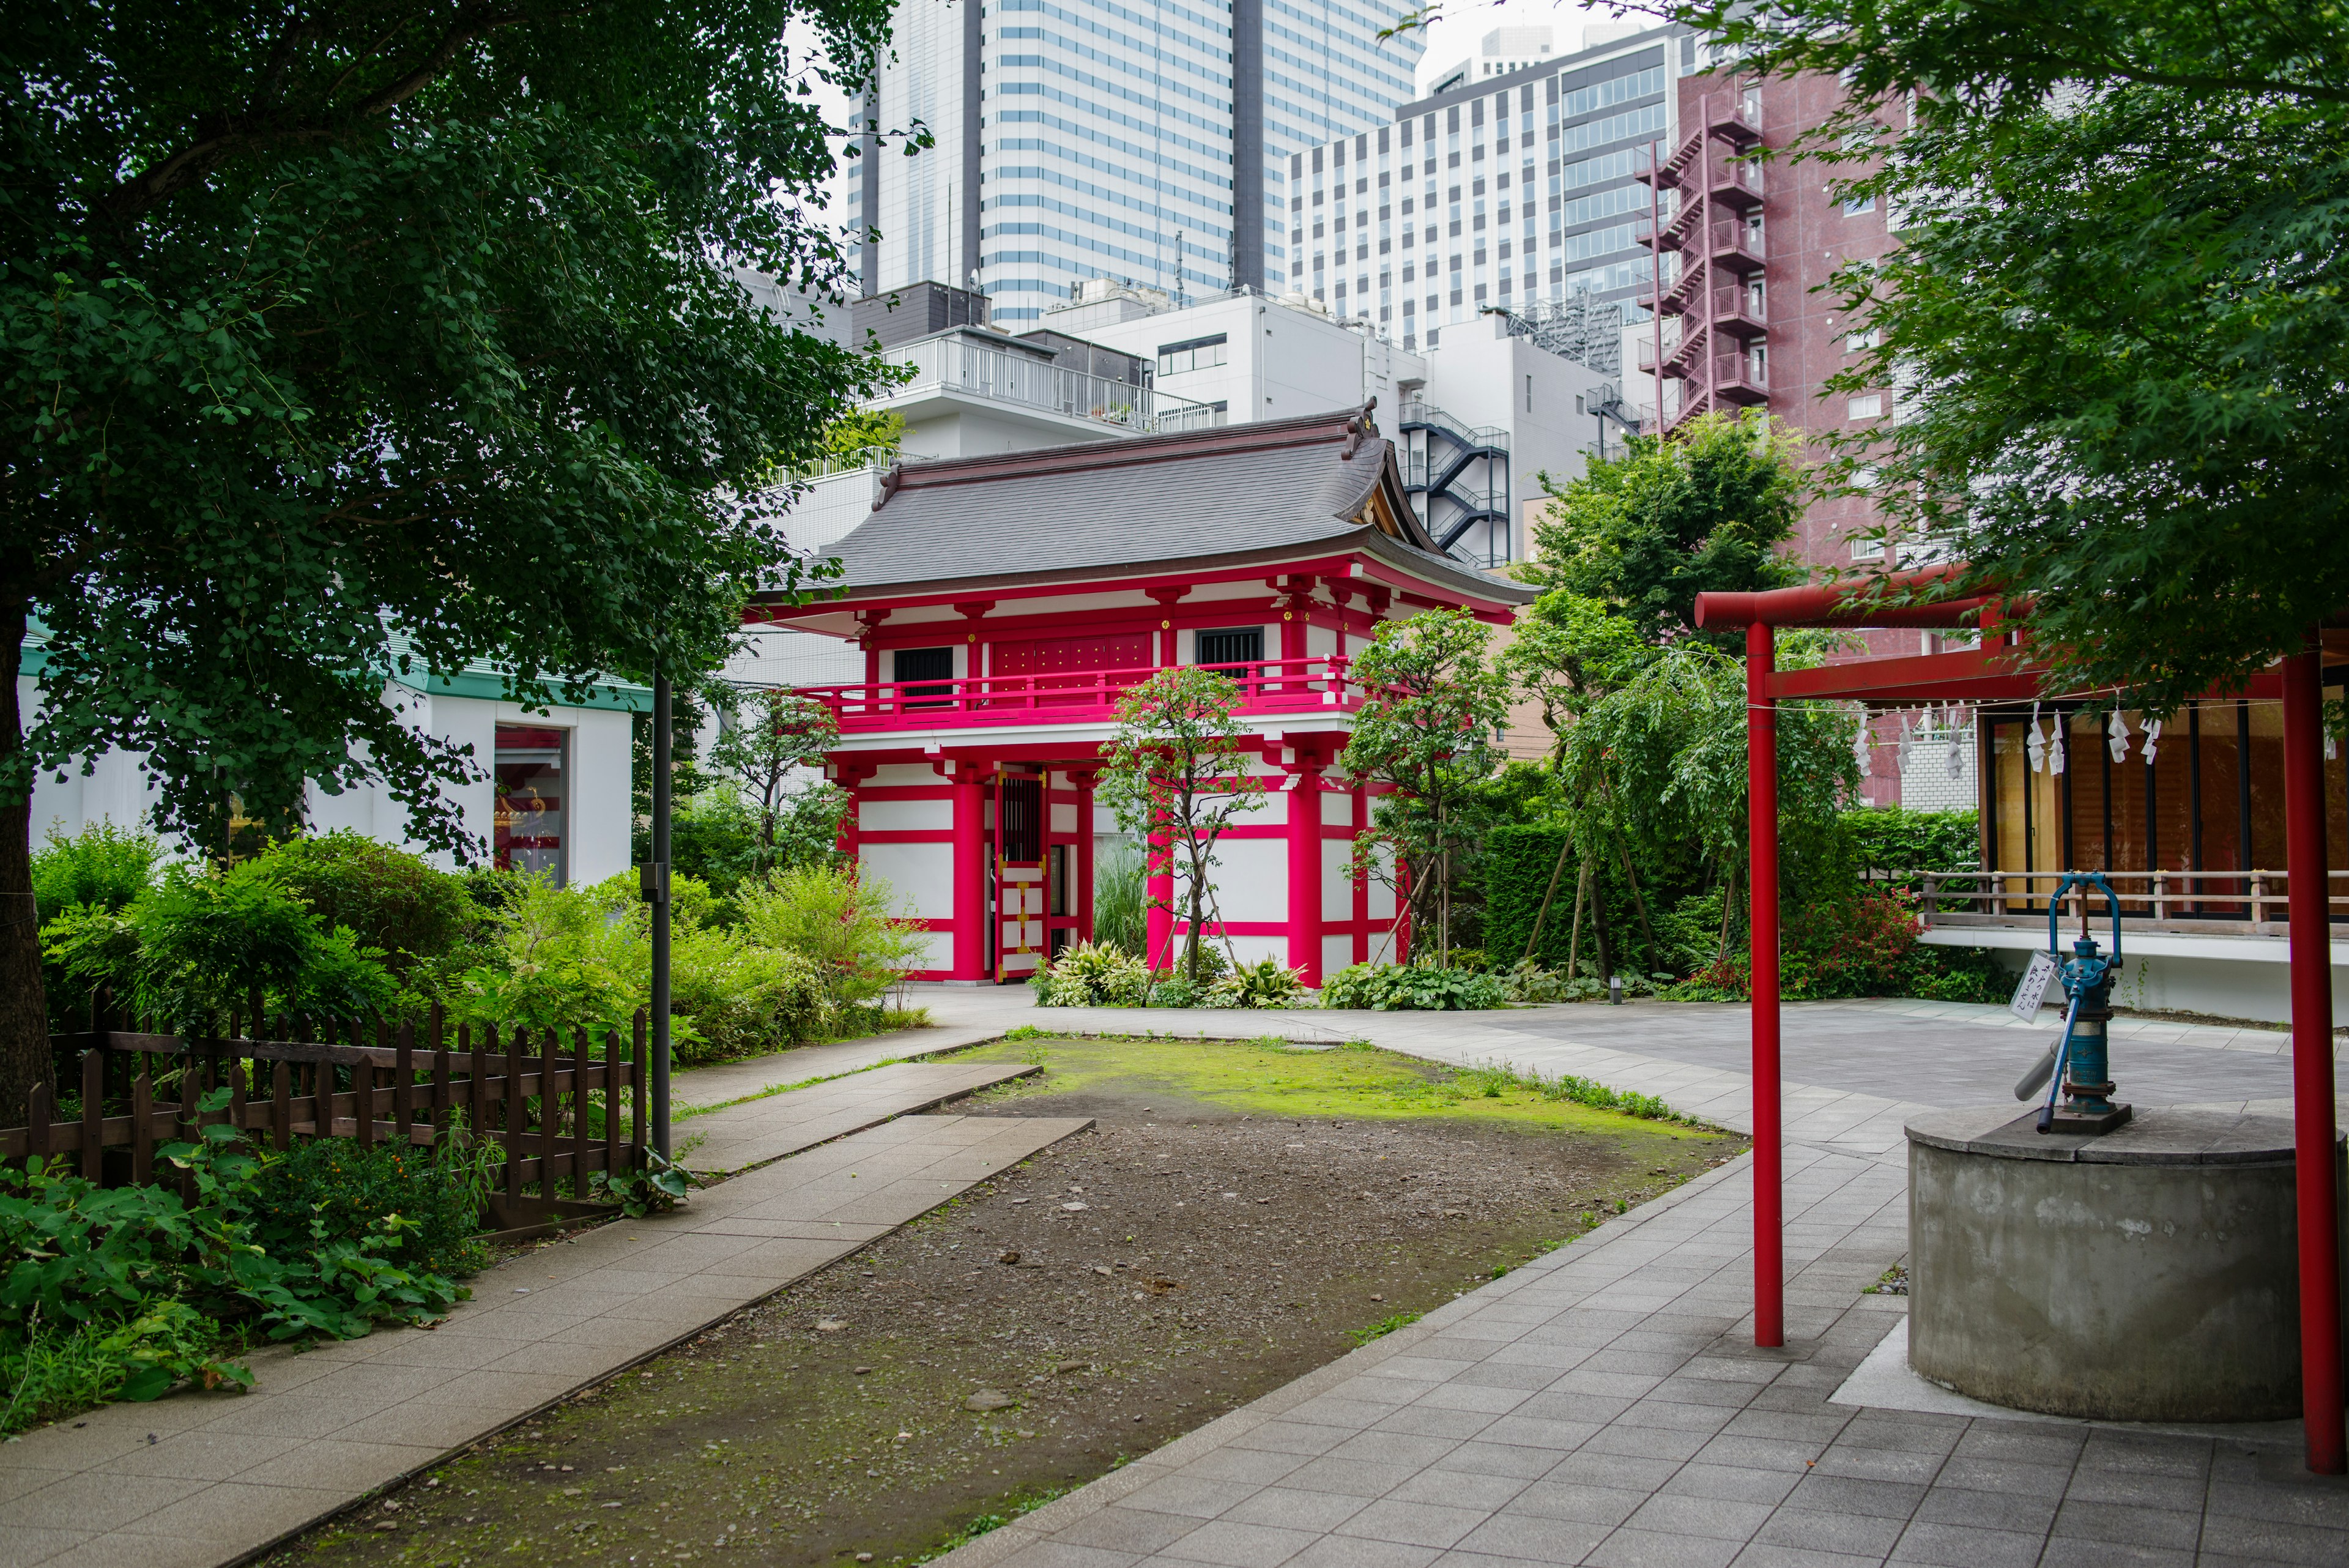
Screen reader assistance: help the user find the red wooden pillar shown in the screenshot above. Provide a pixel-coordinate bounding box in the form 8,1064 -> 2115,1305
1146,809 -> 1175,972
951,765 -> 988,982
1286,766 -> 1324,983
1748,621 -> 1784,1349
2281,641 -> 2346,1474
1075,769 -> 1097,943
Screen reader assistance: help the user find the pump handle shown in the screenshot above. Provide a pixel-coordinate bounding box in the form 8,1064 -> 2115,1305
2044,871 -> 2122,959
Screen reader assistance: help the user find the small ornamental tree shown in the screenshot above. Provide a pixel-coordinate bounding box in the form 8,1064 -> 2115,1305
1097,667 -> 1267,982
710,689 -> 845,877
1340,610 -> 1513,964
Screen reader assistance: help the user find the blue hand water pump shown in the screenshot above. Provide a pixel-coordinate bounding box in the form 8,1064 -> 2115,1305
2032,872 -> 2133,1135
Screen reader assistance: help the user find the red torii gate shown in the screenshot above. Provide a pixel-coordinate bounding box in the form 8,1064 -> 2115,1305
1693,571 -> 2345,1476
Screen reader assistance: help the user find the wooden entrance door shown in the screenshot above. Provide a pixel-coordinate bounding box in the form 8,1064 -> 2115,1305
992,771 -> 1047,982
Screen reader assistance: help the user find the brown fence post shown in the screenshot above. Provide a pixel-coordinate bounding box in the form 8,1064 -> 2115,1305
601,1028 -> 622,1185
502,1023 -> 524,1213
26,1080 -> 51,1164
80,1050 -> 103,1182
428,1006 -> 451,1143
393,1020 -> 415,1146
632,1009 -> 647,1173
271,1059 -> 291,1150
538,1027 -> 558,1197
353,1023 -> 376,1151
130,1068 -> 154,1186
311,1022 -> 335,1143
572,1027 -> 592,1196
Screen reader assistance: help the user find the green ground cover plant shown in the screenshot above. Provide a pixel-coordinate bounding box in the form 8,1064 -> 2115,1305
963,1033 -> 1712,1139
0,1100 -> 478,1433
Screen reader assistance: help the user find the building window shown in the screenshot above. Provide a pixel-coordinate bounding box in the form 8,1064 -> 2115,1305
1844,193 -> 1877,215
894,645 -> 954,704
1848,393 -> 1885,420
494,725 -> 568,885
1194,626 -> 1264,674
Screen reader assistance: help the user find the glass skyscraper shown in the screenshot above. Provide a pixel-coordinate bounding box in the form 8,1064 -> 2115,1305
848,0 -> 1425,323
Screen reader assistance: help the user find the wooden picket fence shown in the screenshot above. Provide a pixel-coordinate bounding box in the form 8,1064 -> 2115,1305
0,1005 -> 650,1225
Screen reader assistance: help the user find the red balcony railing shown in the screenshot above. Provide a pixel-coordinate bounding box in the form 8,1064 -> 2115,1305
797,656 -> 1367,734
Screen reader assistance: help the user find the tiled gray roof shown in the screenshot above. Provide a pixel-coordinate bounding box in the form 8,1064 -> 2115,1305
815,409 -> 1533,605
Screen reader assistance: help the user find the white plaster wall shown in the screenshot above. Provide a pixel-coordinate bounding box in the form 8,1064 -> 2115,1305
861,841 -> 954,920
870,763 -> 946,789
1323,934 -> 1358,977
1320,791 -> 1356,828
861,798 -> 954,833
1320,838 -> 1357,920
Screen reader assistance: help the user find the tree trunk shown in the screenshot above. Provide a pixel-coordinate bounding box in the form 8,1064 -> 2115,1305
1616,844 -> 1660,975
0,597 -> 50,1126
1590,868 -> 1616,985
1523,828 -> 1575,965
1184,839 -> 1207,982
1567,861 -> 1590,979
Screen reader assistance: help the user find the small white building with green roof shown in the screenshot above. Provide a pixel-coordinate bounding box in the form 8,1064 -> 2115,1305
19,628 -> 648,887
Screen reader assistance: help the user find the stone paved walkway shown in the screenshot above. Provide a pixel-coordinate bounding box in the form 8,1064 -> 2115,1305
679,1058 -> 1038,1175
915,986 -> 2349,1567
0,1085 -> 1087,1568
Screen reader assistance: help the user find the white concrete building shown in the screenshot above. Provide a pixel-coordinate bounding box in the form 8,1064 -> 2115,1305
20,643 -> 642,889
847,0 -> 1427,319
1290,23 -> 1688,352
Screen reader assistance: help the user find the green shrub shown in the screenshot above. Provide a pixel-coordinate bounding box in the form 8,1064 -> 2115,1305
668,928 -> 825,1063
1479,823 -> 1576,968
736,865 -> 925,1011
1844,806 -> 1981,899
1037,940 -> 1151,1007
439,875 -> 637,1036
43,861 -> 396,1030
1319,963 -> 1506,1011
30,822 -> 161,918
242,1137 -> 491,1280
258,833 -> 471,972
1090,839 -> 1148,959
1206,957 -> 1309,1009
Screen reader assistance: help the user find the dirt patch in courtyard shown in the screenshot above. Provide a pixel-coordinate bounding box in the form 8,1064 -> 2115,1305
265,1035 -> 1744,1567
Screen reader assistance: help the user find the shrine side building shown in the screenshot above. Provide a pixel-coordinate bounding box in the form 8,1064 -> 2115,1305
751,407 -> 1534,983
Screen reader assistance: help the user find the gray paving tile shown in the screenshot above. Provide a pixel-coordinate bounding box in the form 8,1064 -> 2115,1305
1059,1507 -> 1207,1556
1621,1492 -> 1773,1543
1158,1519 -> 1318,1567
1751,1506 -> 1907,1558
1338,1499 -> 1493,1549
1217,1487 -> 1370,1534
1280,1538 -> 1442,1568
1583,1524 -> 1744,1568
1449,1511 -> 1611,1562
1884,1520 -> 2043,1568
1661,1464 -> 1803,1508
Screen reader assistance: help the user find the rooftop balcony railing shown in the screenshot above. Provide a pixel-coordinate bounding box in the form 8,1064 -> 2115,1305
881,336 -> 1212,434
798,655 -> 1365,735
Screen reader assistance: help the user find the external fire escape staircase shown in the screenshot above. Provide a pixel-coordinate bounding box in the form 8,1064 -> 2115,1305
1633,90 -> 1768,431
1397,397 -> 1510,562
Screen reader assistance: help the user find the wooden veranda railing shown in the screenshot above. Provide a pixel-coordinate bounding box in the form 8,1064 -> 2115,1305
1917,868 -> 2349,936
2,1006 -> 650,1221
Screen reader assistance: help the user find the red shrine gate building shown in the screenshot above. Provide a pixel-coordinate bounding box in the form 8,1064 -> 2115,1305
749,407 -> 1534,983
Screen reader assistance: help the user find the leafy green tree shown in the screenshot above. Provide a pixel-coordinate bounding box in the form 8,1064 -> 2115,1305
1098,667 -> 1267,981
708,689 -> 847,877
1671,0 -> 2349,715
1523,411 -> 1807,646
1340,610 -> 1514,964
0,3 -> 896,1117
1502,589 -> 1651,762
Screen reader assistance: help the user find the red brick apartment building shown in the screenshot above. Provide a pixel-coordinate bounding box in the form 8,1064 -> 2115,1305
1639,67 -> 1937,806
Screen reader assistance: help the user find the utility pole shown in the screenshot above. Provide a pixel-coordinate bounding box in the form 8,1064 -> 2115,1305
648,669 -> 673,1159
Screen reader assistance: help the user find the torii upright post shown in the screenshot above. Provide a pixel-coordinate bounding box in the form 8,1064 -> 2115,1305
1748,622 -> 1784,1348
2280,638 -> 2345,1474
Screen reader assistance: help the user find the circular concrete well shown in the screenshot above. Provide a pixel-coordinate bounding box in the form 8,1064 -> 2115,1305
1906,1105 -> 2346,1422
